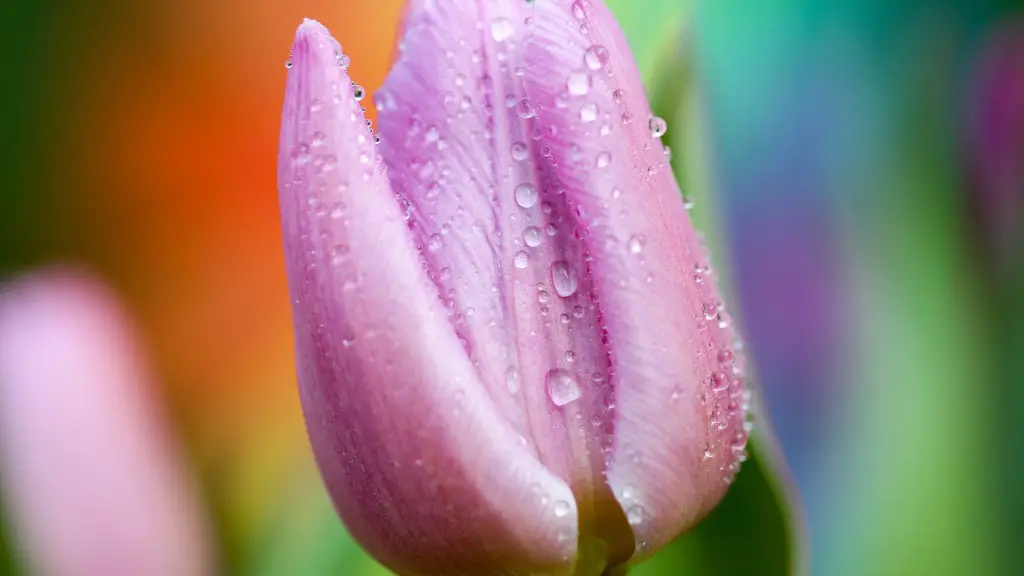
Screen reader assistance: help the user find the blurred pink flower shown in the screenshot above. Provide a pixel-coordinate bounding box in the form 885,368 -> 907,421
277,1 -> 750,574
0,269 -> 213,576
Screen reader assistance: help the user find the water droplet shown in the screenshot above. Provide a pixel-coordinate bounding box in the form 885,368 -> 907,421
595,151 -> 611,168
514,250 -> 530,269
491,17 -> 515,42
626,505 -> 645,526
566,71 -> 591,96
553,500 -> 571,518
584,45 -> 610,70
510,141 -> 530,161
546,369 -> 582,406
711,371 -> 730,393
565,350 -> 576,363
427,233 -> 443,251
516,98 -> 536,119
353,85 -> 365,101
579,102 -> 598,123
627,234 -> 645,254
514,182 -> 538,208
621,111 -> 634,125
572,1 -> 586,20
684,197 -> 695,210
550,261 -> 578,297
284,58 -> 293,69
506,366 -> 520,394
649,116 -> 667,138
337,53 -> 351,69
572,305 -> 584,319
524,226 -> 543,247
545,223 -> 558,236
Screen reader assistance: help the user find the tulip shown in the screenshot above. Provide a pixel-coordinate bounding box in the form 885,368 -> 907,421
277,1 -> 750,574
0,269 -> 213,575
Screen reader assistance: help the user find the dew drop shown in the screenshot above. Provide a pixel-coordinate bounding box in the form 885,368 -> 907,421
506,366 -> 520,394
490,17 -> 515,42
546,369 -> 582,406
550,261 -> 579,297
584,45 -> 610,70
516,98 -> 536,119
514,250 -> 530,269
566,71 -> 591,96
352,85 -> 365,101
595,151 -> 611,168
524,226 -> 543,247
579,102 -> 598,123
514,182 -> 538,208
553,500 -> 571,518
626,505 -> 645,526
510,141 -> 530,161
627,234 -> 645,254
649,116 -> 668,138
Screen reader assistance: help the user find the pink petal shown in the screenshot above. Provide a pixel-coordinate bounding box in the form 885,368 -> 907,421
0,269 -> 213,576
376,2 -> 632,566
523,0 -> 749,561
278,20 -> 578,575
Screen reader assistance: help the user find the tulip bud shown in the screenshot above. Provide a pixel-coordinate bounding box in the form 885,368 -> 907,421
278,2 -> 749,574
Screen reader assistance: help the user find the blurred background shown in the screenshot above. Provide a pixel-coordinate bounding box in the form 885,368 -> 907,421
0,0 -> 1020,574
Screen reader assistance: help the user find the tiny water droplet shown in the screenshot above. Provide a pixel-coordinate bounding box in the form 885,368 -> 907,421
627,234 -> 645,254
546,369 -> 582,406
566,71 -> 591,96
579,102 -> 598,123
649,116 -> 667,138
595,151 -> 611,168
584,44 -> 610,70
524,226 -> 543,247
516,98 -> 536,119
626,505 -> 645,526
514,250 -> 530,269
510,141 -> 530,161
353,85 -> 365,101
506,366 -> 520,394
490,17 -> 515,42
553,500 -> 571,518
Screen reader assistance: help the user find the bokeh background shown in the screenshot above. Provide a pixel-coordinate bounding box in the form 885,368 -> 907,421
1,0 -> 1021,574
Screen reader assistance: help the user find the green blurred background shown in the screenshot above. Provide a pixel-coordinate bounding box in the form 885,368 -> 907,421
1,0 -> 1021,574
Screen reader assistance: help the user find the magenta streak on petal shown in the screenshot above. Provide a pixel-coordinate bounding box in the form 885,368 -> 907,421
375,1 -> 625,559
278,20 -> 578,576
524,0 -> 749,561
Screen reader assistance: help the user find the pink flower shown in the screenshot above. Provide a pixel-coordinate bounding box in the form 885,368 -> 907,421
0,270 -> 213,576
277,2 -> 750,574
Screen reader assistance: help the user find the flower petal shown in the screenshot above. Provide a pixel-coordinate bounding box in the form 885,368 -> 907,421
278,20 -> 578,575
0,269 -> 213,576
523,0 -> 750,561
376,2 -> 633,567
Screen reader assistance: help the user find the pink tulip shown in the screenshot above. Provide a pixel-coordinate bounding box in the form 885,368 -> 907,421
277,1 -> 750,574
0,269 -> 213,576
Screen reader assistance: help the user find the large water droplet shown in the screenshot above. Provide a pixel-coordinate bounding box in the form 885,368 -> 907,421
550,261 -> 578,297
566,71 -> 591,96
514,183 -> 538,208
546,369 -> 582,406
490,17 -> 515,42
